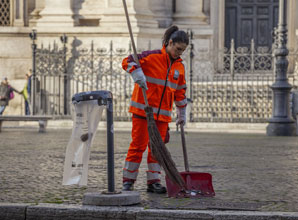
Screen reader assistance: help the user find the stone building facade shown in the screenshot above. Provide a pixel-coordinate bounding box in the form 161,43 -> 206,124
0,0 -> 298,115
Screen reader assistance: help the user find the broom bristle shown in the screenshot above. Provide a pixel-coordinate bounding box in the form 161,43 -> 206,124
145,106 -> 185,188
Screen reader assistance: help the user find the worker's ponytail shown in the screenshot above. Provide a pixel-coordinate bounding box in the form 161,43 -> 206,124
162,25 -> 189,47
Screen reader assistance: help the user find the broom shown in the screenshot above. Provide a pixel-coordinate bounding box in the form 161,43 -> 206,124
122,0 -> 185,189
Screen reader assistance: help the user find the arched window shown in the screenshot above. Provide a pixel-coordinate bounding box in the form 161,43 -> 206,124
0,0 -> 11,26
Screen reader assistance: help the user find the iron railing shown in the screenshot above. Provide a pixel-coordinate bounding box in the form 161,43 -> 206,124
30,30 -> 298,122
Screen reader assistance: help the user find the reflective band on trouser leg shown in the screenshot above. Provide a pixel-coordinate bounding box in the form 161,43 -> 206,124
146,120 -> 168,182
123,117 -> 149,182
146,170 -> 160,181
123,169 -> 139,180
147,163 -> 161,181
123,161 -> 140,180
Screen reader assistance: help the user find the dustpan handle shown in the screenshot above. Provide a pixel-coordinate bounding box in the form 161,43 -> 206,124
180,124 -> 189,172
122,0 -> 148,107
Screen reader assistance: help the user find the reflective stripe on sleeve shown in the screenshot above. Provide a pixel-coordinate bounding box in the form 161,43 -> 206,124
130,101 -> 172,117
146,76 -> 177,90
175,98 -> 188,107
177,84 -> 187,90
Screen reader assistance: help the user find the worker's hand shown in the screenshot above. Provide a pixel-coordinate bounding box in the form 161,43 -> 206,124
131,68 -> 148,90
176,107 -> 186,126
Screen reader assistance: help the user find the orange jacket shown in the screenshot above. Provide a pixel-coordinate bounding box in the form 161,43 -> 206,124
122,46 -> 187,122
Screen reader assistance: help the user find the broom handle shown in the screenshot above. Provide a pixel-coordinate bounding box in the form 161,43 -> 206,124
122,0 -> 149,107
180,124 -> 190,172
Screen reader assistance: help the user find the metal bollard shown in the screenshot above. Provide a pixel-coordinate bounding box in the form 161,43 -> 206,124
80,90 -> 141,206
72,90 -> 115,191
106,95 -> 115,193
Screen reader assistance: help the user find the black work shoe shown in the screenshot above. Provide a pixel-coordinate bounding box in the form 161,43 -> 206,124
122,182 -> 134,191
147,182 -> 167,194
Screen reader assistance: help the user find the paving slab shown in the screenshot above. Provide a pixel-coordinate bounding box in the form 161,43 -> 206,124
0,128 -> 298,215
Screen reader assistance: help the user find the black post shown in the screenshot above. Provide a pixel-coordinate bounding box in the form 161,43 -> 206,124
266,0 -> 296,136
106,95 -> 115,193
29,30 -> 37,115
188,29 -> 194,122
60,34 -> 68,115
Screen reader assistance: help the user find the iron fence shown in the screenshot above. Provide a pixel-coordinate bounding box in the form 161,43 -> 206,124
30,31 -> 298,122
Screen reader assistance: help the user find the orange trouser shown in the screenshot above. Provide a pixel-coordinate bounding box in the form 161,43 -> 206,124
123,115 -> 168,184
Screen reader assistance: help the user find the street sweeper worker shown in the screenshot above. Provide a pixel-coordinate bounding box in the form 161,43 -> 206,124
122,25 -> 189,193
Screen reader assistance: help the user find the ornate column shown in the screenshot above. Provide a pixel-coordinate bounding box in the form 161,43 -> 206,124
266,0 -> 296,136
36,0 -> 74,27
173,0 -> 207,27
148,0 -> 172,28
100,0 -> 158,28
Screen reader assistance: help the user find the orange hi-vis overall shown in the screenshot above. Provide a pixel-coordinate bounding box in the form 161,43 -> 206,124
122,46 -> 187,184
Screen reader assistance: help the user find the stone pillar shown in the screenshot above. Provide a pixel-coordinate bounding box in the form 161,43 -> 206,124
13,0 -> 27,26
100,0 -> 158,29
173,0 -> 207,27
73,0 -> 104,26
36,0 -> 74,27
148,0 -> 172,28
29,0 -> 45,27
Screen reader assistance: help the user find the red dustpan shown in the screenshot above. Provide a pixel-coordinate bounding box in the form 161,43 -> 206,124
165,124 -> 215,198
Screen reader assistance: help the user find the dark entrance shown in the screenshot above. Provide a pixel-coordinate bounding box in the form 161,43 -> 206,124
225,0 -> 279,49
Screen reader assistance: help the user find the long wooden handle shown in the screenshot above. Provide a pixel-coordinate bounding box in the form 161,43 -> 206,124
180,124 -> 189,172
122,0 -> 148,107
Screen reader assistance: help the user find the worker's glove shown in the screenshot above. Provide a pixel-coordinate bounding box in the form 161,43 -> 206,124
131,68 -> 148,90
176,107 -> 186,125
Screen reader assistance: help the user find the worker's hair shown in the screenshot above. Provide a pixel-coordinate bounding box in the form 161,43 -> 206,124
162,25 -> 189,47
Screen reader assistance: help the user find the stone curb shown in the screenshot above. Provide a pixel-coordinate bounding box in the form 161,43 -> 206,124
1,203 -> 298,220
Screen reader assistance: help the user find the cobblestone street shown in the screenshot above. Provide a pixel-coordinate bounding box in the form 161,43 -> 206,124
1,127 -> 298,212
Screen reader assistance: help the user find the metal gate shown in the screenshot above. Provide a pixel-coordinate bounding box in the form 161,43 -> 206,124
30,30 -> 298,122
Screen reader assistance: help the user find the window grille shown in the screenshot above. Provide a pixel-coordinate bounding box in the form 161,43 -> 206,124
0,0 -> 10,26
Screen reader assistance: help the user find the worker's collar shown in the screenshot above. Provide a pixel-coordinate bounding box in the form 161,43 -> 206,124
161,45 -> 182,63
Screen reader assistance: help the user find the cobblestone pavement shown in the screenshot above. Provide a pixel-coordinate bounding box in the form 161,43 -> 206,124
1,127 -> 298,212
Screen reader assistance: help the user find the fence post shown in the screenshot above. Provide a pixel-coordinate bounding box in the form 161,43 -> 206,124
60,34 -> 68,115
109,41 -> 113,91
29,29 -> 37,115
250,39 -> 255,73
272,27 -> 278,78
230,39 -> 235,79
187,29 -> 194,122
